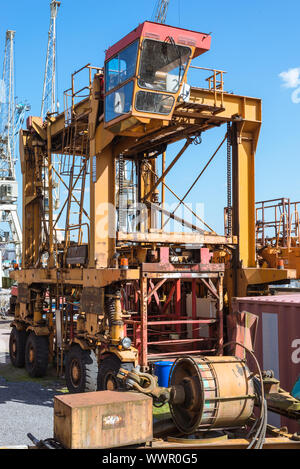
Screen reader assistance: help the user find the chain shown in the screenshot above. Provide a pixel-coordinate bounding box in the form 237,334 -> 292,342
227,123 -> 232,236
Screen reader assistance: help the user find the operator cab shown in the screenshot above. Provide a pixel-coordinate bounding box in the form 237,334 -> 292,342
104,21 -> 211,134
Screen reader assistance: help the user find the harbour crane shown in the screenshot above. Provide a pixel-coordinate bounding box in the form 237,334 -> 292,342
41,0 -> 61,216
41,0 -> 61,116
0,30 -> 29,269
154,0 -> 170,23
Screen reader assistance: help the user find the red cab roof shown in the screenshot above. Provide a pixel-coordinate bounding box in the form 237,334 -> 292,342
105,21 -> 211,61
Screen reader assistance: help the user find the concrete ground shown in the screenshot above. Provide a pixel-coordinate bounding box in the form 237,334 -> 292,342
0,317 -> 169,448
0,316 -> 66,447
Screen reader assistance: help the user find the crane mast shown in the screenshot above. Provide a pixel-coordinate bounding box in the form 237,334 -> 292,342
41,0 -> 61,116
0,30 -> 25,269
154,0 -> 170,23
0,30 -> 15,180
41,0 -> 61,214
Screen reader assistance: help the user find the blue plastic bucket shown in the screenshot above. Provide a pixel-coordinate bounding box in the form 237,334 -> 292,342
154,361 -> 174,387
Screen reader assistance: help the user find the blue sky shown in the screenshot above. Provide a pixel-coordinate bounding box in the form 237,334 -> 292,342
2,0 -> 300,234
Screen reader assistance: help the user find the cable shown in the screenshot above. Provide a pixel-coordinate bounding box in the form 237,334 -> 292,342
164,35 -> 184,85
222,341 -> 267,450
226,123 -> 232,236
247,372 -> 267,449
248,377 -> 267,449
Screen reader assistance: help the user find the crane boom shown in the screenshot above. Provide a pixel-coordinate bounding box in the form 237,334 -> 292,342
0,30 -> 25,265
154,0 -> 170,24
41,1 -> 62,214
0,30 -> 15,179
41,1 -> 61,116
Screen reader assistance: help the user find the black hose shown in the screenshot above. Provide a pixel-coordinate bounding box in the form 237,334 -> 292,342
222,341 -> 267,450
248,377 -> 267,449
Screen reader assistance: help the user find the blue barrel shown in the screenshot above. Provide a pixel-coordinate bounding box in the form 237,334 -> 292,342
154,361 -> 174,387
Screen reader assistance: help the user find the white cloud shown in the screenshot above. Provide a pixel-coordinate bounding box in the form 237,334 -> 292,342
291,88 -> 300,104
279,67 -> 300,88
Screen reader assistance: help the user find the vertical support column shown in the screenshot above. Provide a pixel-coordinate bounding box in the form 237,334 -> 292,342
161,151 -> 166,229
140,275 -> 148,370
226,123 -> 232,236
33,146 -> 41,264
47,122 -> 54,268
231,121 -> 259,296
93,144 -> 116,268
89,153 -> 95,267
232,122 -> 256,269
217,274 -> 224,355
134,323 -> 142,359
21,139 -> 26,269
192,279 -> 197,340
49,293 -> 54,360
175,279 -> 181,333
118,153 -> 127,232
33,293 -> 43,323
21,134 -> 42,268
150,158 -> 158,230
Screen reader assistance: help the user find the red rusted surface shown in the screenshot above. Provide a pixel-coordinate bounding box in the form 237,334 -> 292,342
232,294 -> 300,433
227,311 -> 259,356
105,21 -> 211,61
122,246 -> 223,367
159,246 -> 169,264
142,262 -> 225,273
10,285 -> 18,297
199,248 -> 212,264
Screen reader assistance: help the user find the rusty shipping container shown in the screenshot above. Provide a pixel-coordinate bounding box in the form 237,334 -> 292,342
232,294 -> 300,432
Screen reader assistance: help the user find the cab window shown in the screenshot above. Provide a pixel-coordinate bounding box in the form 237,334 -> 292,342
105,81 -> 134,122
135,91 -> 174,115
105,41 -> 138,93
138,39 -> 191,93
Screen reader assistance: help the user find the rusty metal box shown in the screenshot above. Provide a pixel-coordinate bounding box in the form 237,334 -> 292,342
54,390 -> 153,449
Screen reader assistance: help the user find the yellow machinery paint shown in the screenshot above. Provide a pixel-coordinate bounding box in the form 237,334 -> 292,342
9,21 -> 296,391
256,198 -> 300,279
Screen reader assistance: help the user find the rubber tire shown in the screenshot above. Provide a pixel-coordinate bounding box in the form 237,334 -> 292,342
9,327 -> 27,368
65,345 -> 98,394
97,354 -> 133,391
25,332 -> 49,378
9,296 -> 16,315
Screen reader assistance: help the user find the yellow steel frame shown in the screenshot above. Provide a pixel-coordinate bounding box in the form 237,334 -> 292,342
11,53 -> 297,380
15,75 -> 295,295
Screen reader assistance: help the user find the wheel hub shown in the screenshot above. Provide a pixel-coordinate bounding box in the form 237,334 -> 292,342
29,345 -> 35,363
12,339 -> 16,357
71,359 -> 81,386
105,373 -> 118,391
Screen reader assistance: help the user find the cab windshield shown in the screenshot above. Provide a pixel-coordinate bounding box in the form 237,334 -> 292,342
138,39 -> 191,93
